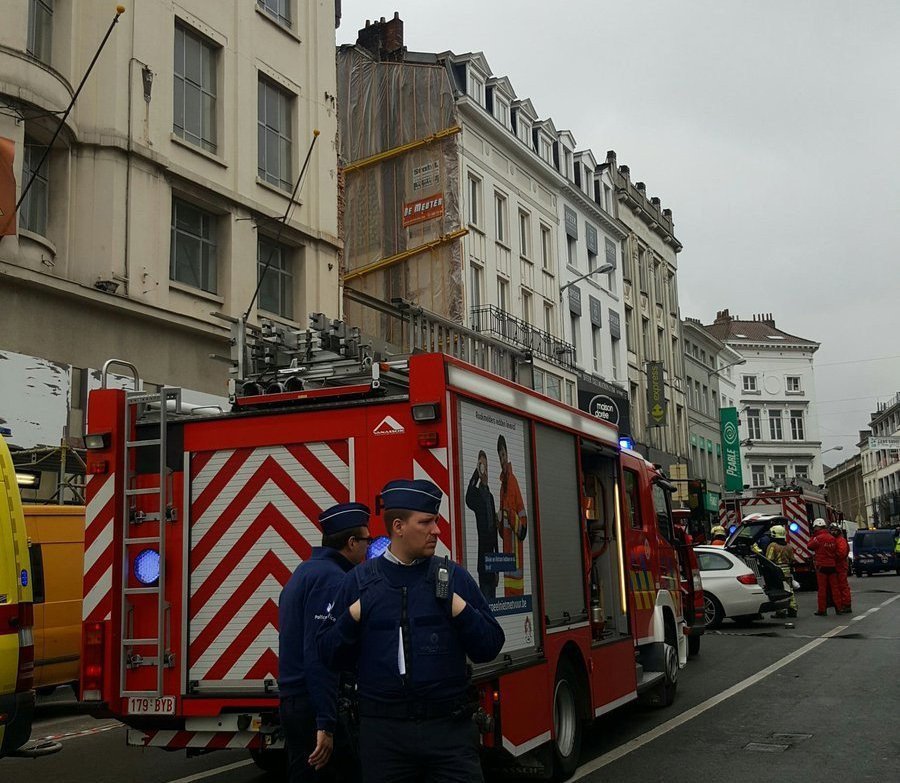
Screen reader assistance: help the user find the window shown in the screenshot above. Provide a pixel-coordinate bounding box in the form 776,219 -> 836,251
587,244 -> 597,272
494,192 -> 507,244
795,464 -> 809,480
603,184 -> 612,212
497,277 -> 509,312
20,138 -> 49,235
624,470 -> 643,529
517,118 -> 531,146
521,289 -> 532,324
638,250 -> 648,291
751,465 -> 766,487
174,24 -> 217,153
258,77 -> 293,190
746,408 -> 761,440
170,197 -> 217,292
545,374 -> 561,401
790,409 -> 805,440
257,0 -> 291,28
469,264 -> 483,309
772,464 -> 787,482
27,0 -> 53,65
533,368 -> 544,395
469,73 -> 484,105
29,544 -> 45,604
702,384 -> 709,415
566,235 -> 577,268
257,235 -> 294,318
742,375 -> 758,392
592,325 -> 601,372
540,224 -> 552,270
495,98 -> 509,128
570,314 -> 579,363
651,483 -> 675,543
611,338 -> 620,382
544,302 -> 554,335
641,317 -> 650,356
768,409 -> 783,440
697,552 -> 733,572
518,210 -> 530,258
786,376 -> 802,393
625,307 -> 634,349
468,174 -> 481,226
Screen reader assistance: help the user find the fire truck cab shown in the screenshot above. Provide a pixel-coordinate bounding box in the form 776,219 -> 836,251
80,316 -> 688,779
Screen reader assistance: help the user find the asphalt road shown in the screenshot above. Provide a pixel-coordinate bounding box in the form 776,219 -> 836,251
4,573 -> 898,783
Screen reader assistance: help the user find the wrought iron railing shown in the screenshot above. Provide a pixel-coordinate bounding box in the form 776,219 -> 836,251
470,304 -> 575,369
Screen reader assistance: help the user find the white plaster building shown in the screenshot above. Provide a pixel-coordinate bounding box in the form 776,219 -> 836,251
1,1 -> 341,445
703,310 -> 825,486
864,393 -> 900,527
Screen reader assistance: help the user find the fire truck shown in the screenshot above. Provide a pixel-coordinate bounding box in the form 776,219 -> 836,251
80,314 -> 690,778
718,484 -> 841,589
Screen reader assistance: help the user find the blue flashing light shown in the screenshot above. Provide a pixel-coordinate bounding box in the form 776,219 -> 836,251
366,535 -> 391,560
728,525 -> 738,535
618,436 -> 634,451
788,521 -> 800,533
134,549 -> 161,585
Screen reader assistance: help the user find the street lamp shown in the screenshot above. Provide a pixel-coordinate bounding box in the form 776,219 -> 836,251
822,446 -> 844,457
708,357 -> 746,379
559,263 -> 614,297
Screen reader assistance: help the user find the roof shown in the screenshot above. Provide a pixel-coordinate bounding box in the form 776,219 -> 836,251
702,310 -> 818,348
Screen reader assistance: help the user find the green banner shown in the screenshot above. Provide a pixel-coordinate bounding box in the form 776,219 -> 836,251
646,361 -> 667,427
705,491 -> 721,513
720,407 -> 743,491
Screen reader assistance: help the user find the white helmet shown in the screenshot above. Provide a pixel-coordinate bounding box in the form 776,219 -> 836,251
812,518 -> 827,529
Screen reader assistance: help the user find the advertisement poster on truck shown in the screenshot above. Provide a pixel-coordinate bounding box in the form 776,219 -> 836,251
458,400 -> 538,654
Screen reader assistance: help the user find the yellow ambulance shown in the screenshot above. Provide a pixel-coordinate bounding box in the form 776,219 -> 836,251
0,433 -> 35,757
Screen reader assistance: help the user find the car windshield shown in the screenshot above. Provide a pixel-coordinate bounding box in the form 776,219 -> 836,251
854,531 -> 894,550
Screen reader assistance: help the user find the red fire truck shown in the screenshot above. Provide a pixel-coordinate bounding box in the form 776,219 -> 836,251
718,485 -> 841,589
80,316 -> 690,778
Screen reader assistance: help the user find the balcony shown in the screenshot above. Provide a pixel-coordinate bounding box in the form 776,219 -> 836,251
471,304 -> 574,369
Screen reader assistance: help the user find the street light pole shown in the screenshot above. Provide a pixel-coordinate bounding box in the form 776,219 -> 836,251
708,357 -> 747,380
559,263 -> 615,297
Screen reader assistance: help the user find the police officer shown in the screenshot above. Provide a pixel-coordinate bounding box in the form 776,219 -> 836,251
278,502 -> 372,782
318,479 -> 505,783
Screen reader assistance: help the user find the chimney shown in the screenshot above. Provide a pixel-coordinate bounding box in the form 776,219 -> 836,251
356,12 -> 404,60
714,309 -> 732,324
606,150 -> 617,166
636,181 -> 646,193
383,11 -> 404,55
650,196 -> 661,208
662,208 -> 672,219
619,165 -> 630,179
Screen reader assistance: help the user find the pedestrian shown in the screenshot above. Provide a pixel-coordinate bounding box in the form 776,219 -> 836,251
465,450 -> 500,599
318,478 -> 506,783
764,525 -> 797,618
278,502 -> 372,782
710,525 -> 727,546
831,523 -> 852,614
809,518 -> 840,616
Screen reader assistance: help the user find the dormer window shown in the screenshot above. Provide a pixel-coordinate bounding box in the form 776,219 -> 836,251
563,148 -> 573,179
582,167 -> 592,195
517,119 -> 531,146
539,137 -> 552,163
469,72 -> 484,106
495,98 -> 510,129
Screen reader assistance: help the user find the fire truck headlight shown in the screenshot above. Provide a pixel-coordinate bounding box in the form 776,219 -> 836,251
84,432 -> 110,450
134,549 -> 160,585
789,522 -> 800,533
411,403 -> 440,422
366,536 -> 391,560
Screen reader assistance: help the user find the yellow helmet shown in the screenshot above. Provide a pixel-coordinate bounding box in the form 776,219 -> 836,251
770,524 -> 786,539
711,525 -> 726,536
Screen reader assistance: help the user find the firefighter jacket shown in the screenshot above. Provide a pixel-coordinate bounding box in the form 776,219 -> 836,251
765,541 -> 795,578
277,547 -> 355,732
834,536 -> 850,572
318,555 -> 505,707
809,530 -> 837,569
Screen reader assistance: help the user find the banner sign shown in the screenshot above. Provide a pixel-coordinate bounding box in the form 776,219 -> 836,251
576,375 -> 631,438
589,295 -> 602,327
608,310 -> 621,339
585,223 -> 598,254
568,284 -> 582,315
869,436 -> 900,450
402,194 -> 444,227
605,237 -> 617,269
646,361 -> 667,427
720,406 -> 744,491
412,159 -> 441,192
564,205 -> 578,238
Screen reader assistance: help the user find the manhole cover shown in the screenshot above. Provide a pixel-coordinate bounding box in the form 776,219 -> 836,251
744,742 -> 790,753
771,733 -> 813,743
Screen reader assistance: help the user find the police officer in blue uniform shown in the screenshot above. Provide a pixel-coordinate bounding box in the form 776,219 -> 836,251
318,479 -> 505,783
279,501 -> 372,781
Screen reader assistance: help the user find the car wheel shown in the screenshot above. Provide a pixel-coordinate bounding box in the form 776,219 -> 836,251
551,659 -> 583,781
688,634 -> 701,657
703,593 -> 724,629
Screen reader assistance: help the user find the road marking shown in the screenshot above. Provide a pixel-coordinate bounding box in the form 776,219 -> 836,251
572,593 -> 900,780
33,722 -> 121,743
164,759 -> 255,783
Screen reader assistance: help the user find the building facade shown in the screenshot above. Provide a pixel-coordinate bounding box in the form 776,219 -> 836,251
1,1 -> 340,447
610,152 -> 688,469
824,453 -> 866,529
703,310 -> 825,487
865,393 -> 900,527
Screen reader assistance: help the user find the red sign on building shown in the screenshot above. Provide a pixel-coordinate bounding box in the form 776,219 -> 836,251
402,193 -> 444,227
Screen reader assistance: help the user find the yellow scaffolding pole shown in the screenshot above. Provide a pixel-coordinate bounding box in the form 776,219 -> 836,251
342,125 -> 462,174
341,227 -> 468,283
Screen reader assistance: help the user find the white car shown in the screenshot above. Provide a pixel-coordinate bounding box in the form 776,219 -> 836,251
694,545 -> 789,628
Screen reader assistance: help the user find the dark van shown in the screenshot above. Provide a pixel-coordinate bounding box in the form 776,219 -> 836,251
852,529 -> 898,577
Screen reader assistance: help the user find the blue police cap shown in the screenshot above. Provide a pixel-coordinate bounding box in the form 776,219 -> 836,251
380,479 -> 442,515
319,502 -> 370,536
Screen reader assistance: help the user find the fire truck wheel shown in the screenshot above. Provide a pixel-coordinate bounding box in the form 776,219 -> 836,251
703,593 -> 724,629
551,659 -> 584,780
249,748 -> 287,774
688,634 -> 701,657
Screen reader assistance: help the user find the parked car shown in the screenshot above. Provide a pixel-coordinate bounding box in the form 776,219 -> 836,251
693,545 -> 790,628
852,529 -> 899,577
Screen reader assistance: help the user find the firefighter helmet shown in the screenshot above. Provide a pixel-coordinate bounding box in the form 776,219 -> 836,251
812,518 -> 827,529
711,525 -> 726,537
770,524 -> 786,539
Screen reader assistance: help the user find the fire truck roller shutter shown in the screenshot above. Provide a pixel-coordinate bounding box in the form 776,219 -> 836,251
533,424 -> 587,629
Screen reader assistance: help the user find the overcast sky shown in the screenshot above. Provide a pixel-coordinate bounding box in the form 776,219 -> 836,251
338,0 -> 900,458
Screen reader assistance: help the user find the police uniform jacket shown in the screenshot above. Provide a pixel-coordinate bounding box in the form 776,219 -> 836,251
278,547 -> 355,732
318,554 -> 505,712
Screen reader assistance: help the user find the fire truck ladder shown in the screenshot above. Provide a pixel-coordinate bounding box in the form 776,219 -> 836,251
119,384 -> 181,698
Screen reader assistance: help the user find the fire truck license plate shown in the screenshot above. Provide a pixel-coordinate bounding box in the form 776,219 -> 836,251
128,696 -> 175,715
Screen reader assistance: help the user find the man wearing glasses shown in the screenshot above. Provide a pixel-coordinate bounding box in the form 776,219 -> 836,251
278,502 -> 372,781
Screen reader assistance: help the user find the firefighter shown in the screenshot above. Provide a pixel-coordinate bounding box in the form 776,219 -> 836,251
278,502 -> 372,782
710,525 -> 727,546
497,434 -> 528,596
831,523 -> 852,613
809,518 -> 840,616
318,479 -> 505,783
764,525 -> 797,618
